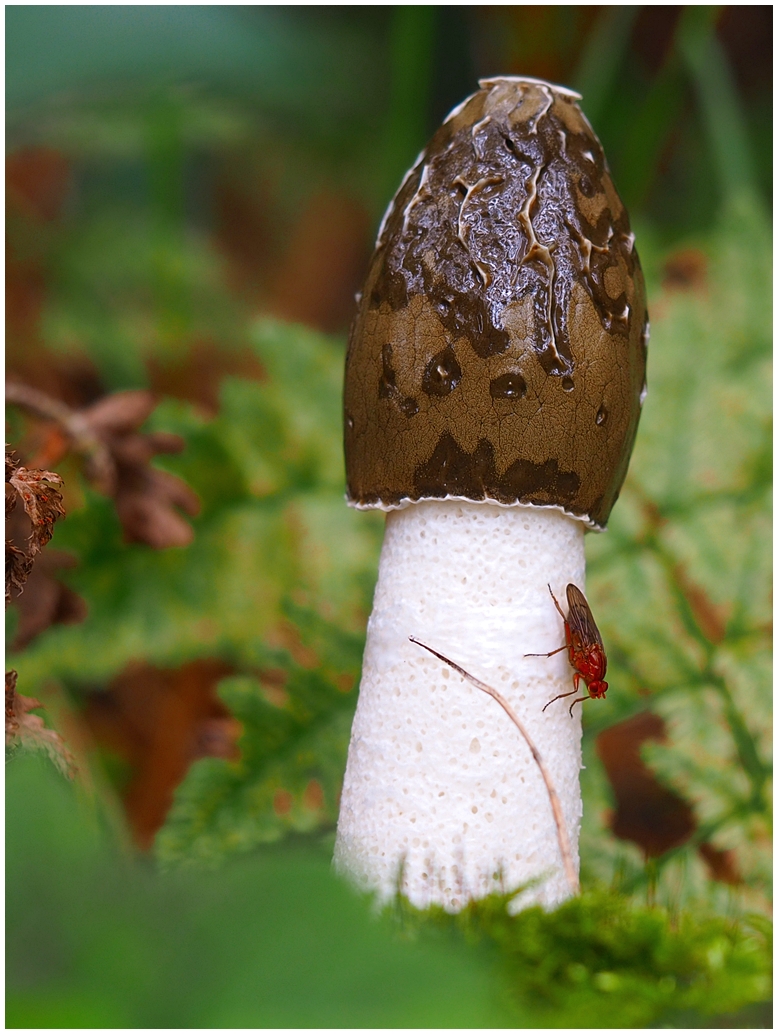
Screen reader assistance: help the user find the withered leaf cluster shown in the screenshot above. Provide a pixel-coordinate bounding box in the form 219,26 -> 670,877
5,449 -> 65,603
6,449 -> 75,775
6,383 -> 204,777
5,669 -> 76,778
6,443 -> 86,649
76,390 -> 201,548
7,383 -> 201,549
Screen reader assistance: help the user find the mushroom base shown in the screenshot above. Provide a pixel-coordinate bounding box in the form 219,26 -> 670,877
334,500 -> 585,912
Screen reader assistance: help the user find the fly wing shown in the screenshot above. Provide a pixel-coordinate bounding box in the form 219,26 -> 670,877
565,584 -> 604,647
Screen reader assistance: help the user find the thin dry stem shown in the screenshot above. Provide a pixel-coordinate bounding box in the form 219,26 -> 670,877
6,381 -> 116,492
409,635 -> 579,896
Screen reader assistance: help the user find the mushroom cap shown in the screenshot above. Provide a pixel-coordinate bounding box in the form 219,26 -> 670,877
344,76 -> 648,529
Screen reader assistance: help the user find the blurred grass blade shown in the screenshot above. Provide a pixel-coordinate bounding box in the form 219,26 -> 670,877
676,5 -> 756,203
145,94 -> 190,348
573,6 -> 640,129
616,54 -> 687,207
379,5 -> 437,209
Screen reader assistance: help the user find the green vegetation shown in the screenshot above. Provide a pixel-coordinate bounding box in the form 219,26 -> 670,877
400,890 -> 771,1028
7,755 -> 513,1029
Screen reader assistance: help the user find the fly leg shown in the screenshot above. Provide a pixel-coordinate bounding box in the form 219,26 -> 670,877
526,644 -> 567,658
542,688 -> 579,713
547,584 -> 567,621
567,696 -> 589,717
526,585 -> 569,659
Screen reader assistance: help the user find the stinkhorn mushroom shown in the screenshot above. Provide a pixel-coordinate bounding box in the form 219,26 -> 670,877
335,76 -> 647,911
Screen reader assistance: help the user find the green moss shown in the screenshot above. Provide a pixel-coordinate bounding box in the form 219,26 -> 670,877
396,889 -> 772,1028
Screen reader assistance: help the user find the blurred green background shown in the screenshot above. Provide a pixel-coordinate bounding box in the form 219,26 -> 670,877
6,6 -> 772,1028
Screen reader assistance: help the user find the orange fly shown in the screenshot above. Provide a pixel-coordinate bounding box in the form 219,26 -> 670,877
527,584 -> 608,716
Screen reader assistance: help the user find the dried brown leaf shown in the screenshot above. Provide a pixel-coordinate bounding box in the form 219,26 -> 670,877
5,669 -> 19,740
78,391 -> 198,548
144,431 -> 185,455
6,453 -> 19,517
82,658 -> 237,847
5,449 -> 66,602
116,492 -> 196,549
10,550 -> 88,649
111,461 -> 200,549
596,712 -> 741,884
8,383 -> 199,552
698,842 -> 742,885
6,542 -> 33,603
7,464 -> 65,554
81,389 -> 157,435
597,712 -> 696,858
108,435 -> 156,466
5,669 -> 77,778
148,467 -> 200,517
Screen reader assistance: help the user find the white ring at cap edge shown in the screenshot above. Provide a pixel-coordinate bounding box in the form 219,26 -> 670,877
345,493 -> 605,532
478,75 -> 583,100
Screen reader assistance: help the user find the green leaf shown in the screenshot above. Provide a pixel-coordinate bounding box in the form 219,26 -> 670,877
7,754 -> 515,1028
582,195 -> 771,911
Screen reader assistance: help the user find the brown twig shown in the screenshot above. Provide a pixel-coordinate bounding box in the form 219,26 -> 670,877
6,380 -> 116,492
409,636 -> 579,896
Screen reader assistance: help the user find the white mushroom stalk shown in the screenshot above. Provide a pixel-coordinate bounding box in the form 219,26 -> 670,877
335,501 -> 584,909
336,77 -> 647,912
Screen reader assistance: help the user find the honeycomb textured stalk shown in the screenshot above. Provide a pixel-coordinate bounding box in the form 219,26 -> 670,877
334,501 -> 585,910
